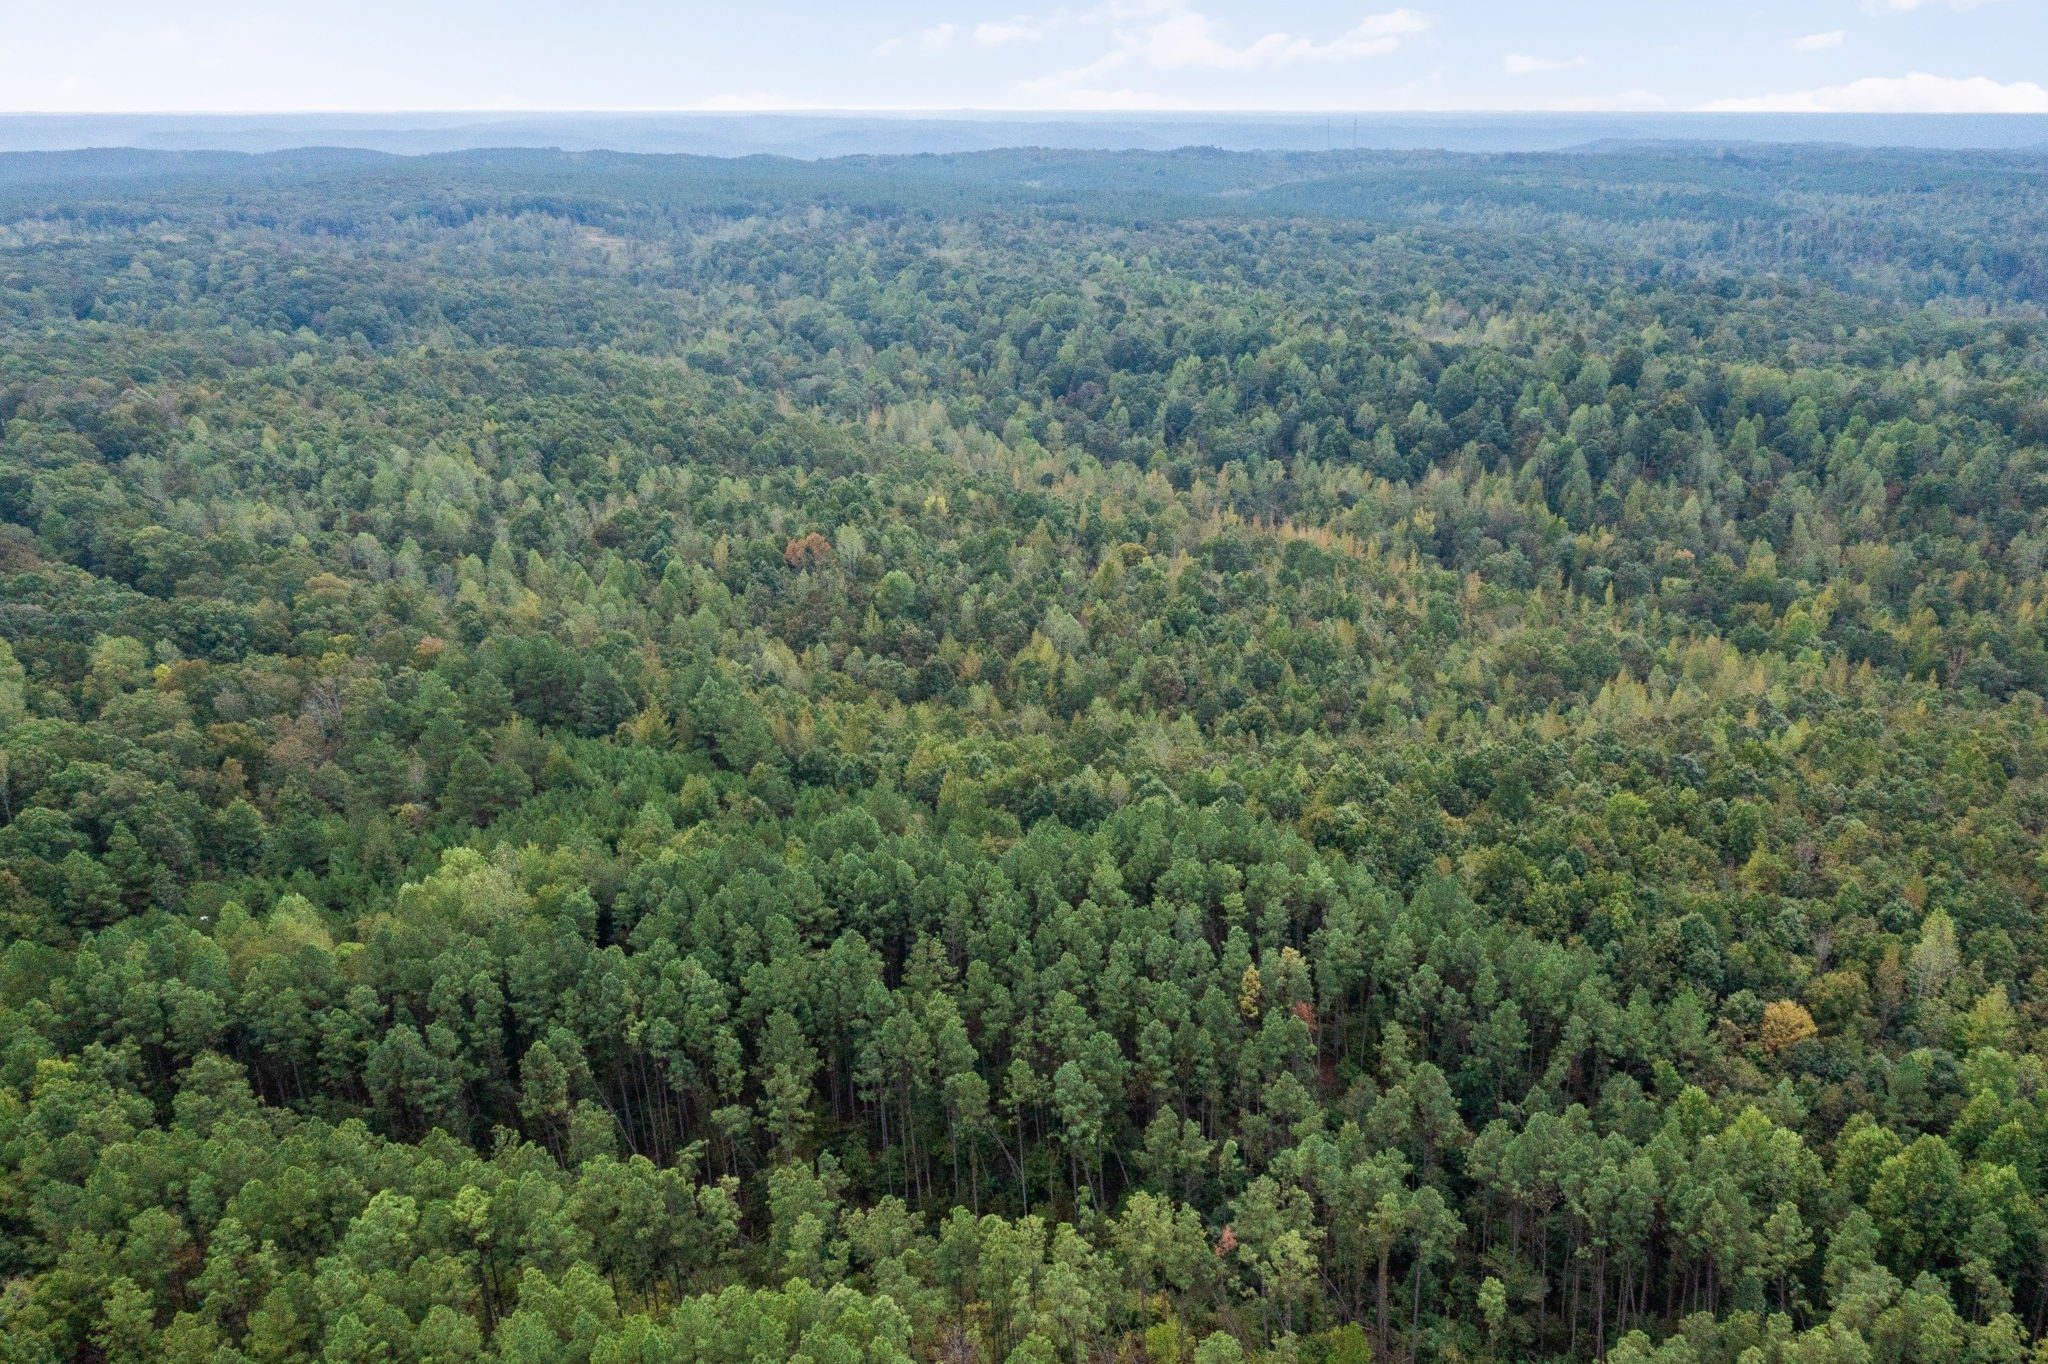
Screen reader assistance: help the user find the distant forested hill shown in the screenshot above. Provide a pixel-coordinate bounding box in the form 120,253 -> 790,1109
2,144 -> 2047,1364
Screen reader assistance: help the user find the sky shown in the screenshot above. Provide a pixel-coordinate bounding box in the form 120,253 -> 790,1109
4,0 -> 2046,115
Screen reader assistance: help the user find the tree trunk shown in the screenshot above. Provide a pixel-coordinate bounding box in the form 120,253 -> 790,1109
1407,1256 -> 1423,1364
1376,1249 -> 1391,1361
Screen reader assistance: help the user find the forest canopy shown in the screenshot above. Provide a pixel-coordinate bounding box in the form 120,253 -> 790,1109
2,142 -> 2048,1364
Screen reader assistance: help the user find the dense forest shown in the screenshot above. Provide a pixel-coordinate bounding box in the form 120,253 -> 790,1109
3,141 -> 2048,1364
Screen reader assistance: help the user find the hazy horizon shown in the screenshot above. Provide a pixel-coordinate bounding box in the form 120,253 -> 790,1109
4,109 -> 2045,160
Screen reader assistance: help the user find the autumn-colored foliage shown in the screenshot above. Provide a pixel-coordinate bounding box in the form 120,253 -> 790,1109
783,532 -> 833,569
1761,1000 -> 1820,1055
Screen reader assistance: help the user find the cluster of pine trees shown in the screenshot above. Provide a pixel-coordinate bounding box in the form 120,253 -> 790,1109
3,145 -> 2048,1363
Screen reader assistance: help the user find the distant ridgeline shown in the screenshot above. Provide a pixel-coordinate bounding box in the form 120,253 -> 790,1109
2,109 -> 2047,156
0,143 -> 2046,1364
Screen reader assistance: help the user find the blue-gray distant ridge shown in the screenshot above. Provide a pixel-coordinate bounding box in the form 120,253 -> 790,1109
2,110 -> 2046,157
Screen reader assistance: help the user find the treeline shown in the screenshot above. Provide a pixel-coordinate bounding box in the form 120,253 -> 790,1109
2,145 -> 2048,1363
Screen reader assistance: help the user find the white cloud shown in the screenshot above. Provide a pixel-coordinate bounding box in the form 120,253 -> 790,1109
875,23 -> 960,57
1792,30 -> 1847,51
1009,51 -> 1187,108
1866,0 -> 2000,10
1004,3 -> 1430,108
1503,52 -> 1588,74
1100,2 -> 1429,72
1701,71 -> 2048,112
1229,8 -> 1420,67
880,13 -> 1051,56
974,16 -> 1048,45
